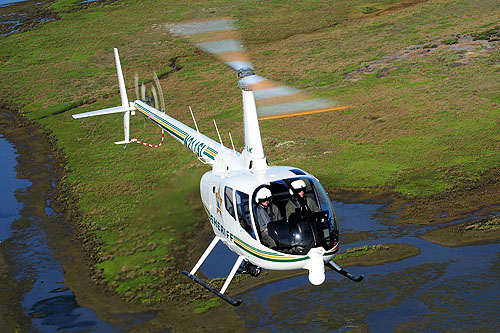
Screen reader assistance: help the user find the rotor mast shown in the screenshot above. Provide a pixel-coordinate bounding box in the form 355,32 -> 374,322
241,86 -> 267,170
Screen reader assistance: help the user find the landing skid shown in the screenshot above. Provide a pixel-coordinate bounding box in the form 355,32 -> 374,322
326,261 -> 364,282
182,236 -> 244,307
182,271 -> 242,307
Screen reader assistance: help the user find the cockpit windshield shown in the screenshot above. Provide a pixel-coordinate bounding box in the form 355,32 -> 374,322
251,177 -> 339,255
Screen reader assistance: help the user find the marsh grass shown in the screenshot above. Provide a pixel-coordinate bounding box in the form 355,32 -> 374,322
192,297 -> 222,314
1,0 -> 499,303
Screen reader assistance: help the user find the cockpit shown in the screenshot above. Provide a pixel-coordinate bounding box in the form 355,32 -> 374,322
250,177 -> 339,255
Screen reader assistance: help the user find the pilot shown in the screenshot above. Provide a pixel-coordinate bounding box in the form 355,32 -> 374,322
254,187 -> 282,248
286,179 -> 319,217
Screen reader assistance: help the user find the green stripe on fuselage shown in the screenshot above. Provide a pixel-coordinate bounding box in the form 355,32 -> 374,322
203,150 -> 216,160
232,237 -> 310,263
233,241 -> 309,262
135,104 -> 188,139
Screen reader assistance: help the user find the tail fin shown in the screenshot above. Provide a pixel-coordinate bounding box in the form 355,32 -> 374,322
72,48 -> 134,145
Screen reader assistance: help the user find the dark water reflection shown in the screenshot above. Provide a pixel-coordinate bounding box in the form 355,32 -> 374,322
0,135 -> 29,241
0,110 -> 116,331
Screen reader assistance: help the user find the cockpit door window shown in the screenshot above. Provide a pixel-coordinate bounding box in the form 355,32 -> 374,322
224,186 -> 236,220
235,190 -> 256,239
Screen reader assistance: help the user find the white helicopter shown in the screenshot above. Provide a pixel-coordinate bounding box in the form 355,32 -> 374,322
72,19 -> 363,306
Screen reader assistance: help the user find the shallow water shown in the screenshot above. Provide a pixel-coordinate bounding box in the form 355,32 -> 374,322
178,184 -> 499,331
0,136 -> 29,241
0,111 -> 116,331
0,0 -> 25,6
235,201 -> 500,331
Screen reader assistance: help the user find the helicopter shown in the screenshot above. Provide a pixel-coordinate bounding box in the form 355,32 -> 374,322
72,19 -> 363,306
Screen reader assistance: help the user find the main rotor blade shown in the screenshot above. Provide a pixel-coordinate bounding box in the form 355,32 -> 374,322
167,19 -> 236,36
167,19 -> 253,72
239,75 -> 348,120
168,18 -> 350,119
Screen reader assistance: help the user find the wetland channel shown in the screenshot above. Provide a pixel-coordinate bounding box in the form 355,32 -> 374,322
1,107 -> 499,331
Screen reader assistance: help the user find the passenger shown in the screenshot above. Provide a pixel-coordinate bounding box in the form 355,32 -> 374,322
254,187 -> 282,248
286,179 -> 319,217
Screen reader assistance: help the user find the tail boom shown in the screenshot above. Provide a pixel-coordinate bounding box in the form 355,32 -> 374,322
133,101 -> 221,165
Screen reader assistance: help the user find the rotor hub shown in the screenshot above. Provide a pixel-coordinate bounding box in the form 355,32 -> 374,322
237,67 -> 255,79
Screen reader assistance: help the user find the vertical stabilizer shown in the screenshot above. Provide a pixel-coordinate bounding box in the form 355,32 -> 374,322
242,87 -> 267,170
113,48 -> 130,144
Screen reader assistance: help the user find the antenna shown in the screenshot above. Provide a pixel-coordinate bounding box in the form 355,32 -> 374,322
213,119 -> 223,146
228,132 -> 236,154
189,106 -> 200,134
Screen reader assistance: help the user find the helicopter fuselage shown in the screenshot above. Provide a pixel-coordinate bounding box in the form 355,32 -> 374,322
200,164 -> 340,276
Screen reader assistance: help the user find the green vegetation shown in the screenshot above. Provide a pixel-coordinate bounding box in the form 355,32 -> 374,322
335,245 -> 389,260
472,25 -> 500,41
49,0 -> 82,11
335,243 -> 421,267
0,0 -> 499,304
422,216 -> 500,247
192,297 -> 222,314
442,38 -> 458,45
27,99 -> 89,120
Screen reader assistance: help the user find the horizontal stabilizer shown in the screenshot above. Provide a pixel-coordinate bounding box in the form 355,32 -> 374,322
72,105 -> 132,119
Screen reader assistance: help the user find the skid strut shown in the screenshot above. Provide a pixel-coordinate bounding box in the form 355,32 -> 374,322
326,261 -> 365,282
182,237 -> 244,307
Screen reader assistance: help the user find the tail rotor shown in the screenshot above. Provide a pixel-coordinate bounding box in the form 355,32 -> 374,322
153,71 -> 166,112
151,85 -> 159,110
130,71 -> 167,148
134,72 -> 166,112
72,49 -> 166,148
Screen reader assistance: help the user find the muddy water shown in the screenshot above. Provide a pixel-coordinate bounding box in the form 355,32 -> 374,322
0,110 -> 117,331
235,202 -> 500,331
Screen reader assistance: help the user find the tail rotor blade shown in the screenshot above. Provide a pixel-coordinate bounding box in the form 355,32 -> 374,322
141,83 -> 146,101
153,71 -> 166,112
135,73 -> 140,101
151,85 -> 159,110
